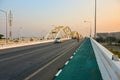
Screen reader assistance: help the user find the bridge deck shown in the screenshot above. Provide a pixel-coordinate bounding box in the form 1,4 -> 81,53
54,38 -> 102,80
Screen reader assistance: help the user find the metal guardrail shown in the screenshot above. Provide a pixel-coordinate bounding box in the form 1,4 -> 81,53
90,38 -> 120,80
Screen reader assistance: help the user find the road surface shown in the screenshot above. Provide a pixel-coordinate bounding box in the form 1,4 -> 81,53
0,39 -> 83,80
54,38 -> 102,80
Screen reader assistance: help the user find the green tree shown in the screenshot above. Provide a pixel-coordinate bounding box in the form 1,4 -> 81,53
0,34 -> 4,39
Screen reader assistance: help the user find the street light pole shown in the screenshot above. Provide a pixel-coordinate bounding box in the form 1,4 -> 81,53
94,0 -> 97,38
0,9 -> 8,44
18,27 -> 22,41
88,22 -> 92,37
84,21 -> 92,37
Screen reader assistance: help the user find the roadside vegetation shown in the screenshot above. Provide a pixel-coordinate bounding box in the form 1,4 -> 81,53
109,49 -> 120,58
0,34 -> 4,39
96,37 -> 120,58
96,37 -> 120,46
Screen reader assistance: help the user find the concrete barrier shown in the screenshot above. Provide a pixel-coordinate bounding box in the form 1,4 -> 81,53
0,38 -> 70,50
90,38 -> 120,80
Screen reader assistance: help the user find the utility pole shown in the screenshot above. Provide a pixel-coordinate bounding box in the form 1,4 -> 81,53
94,0 -> 97,38
9,10 -> 13,40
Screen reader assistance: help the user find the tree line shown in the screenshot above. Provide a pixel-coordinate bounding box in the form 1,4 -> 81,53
96,37 -> 120,45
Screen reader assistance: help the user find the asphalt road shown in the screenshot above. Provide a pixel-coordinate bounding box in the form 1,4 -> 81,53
0,39 -> 83,80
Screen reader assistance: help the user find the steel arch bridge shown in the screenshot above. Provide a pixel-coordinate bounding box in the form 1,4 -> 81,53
45,26 -> 83,40
72,31 -> 83,39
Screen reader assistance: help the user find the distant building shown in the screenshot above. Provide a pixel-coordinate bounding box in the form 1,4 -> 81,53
97,32 -> 120,39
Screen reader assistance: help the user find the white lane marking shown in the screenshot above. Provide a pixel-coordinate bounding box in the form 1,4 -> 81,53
65,61 -> 69,65
70,56 -> 73,59
55,69 -> 62,76
74,52 -> 76,55
24,43 -> 75,80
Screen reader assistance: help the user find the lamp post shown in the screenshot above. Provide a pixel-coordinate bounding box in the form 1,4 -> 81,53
94,0 -> 97,38
18,27 -> 22,41
84,21 -> 92,37
0,9 -> 8,44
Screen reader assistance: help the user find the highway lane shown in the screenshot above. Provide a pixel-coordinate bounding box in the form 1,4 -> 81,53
0,39 -> 83,80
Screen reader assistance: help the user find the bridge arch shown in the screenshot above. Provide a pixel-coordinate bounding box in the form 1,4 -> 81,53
72,31 -> 83,39
45,26 -> 83,40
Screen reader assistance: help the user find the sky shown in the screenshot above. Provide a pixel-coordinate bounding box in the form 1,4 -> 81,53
0,0 -> 120,38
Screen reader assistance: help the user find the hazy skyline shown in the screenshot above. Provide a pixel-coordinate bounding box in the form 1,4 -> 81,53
0,0 -> 120,37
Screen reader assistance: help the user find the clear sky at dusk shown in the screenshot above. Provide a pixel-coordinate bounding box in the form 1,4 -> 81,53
0,0 -> 120,37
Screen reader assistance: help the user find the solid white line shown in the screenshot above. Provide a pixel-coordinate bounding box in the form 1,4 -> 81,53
55,69 -> 62,76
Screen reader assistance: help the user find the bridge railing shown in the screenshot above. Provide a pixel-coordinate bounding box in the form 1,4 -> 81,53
90,38 -> 120,80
